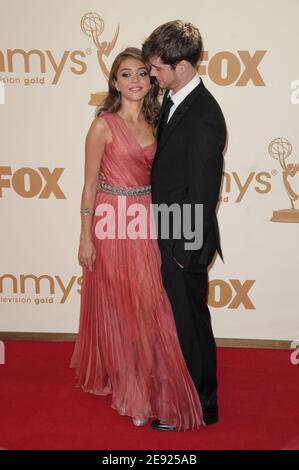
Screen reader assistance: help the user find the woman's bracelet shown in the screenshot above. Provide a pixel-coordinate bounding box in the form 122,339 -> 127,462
80,207 -> 94,216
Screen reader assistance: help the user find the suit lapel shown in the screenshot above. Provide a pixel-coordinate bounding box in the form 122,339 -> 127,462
156,81 -> 205,156
156,91 -> 169,140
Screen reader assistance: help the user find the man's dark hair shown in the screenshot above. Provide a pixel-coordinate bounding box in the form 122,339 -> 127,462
142,20 -> 202,67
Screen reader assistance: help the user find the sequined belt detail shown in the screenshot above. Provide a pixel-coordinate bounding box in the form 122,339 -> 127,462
98,181 -> 151,196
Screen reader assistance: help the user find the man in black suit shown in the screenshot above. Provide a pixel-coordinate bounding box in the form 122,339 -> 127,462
142,21 -> 226,431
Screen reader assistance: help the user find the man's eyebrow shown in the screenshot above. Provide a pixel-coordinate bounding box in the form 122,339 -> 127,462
150,64 -> 161,70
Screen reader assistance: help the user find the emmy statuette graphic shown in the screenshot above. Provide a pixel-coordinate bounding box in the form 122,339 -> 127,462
268,138 -> 299,222
81,13 -> 120,106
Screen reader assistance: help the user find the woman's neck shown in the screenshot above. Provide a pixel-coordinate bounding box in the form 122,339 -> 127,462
118,100 -> 144,123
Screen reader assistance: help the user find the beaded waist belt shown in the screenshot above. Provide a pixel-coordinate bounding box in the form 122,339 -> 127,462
98,181 -> 151,196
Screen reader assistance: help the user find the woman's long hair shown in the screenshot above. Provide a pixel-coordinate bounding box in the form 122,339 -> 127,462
96,47 -> 160,128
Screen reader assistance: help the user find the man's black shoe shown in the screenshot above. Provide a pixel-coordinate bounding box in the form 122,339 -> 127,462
203,413 -> 218,425
203,403 -> 218,425
151,409 -> 218,431
151,419 -> 177,432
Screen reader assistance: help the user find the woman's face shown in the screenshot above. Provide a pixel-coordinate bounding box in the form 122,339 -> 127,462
115,57 -> 151,102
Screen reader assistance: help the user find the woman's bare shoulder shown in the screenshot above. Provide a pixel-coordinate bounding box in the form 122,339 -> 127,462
88,114 -> 112,143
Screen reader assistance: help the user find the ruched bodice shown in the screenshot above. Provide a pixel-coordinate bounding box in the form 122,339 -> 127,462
99,113 -> 156,188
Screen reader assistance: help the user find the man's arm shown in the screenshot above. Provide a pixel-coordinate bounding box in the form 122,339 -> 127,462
172,109 -> 226,268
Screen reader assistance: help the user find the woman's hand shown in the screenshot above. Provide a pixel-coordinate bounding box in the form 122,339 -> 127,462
78,239 -> 96,272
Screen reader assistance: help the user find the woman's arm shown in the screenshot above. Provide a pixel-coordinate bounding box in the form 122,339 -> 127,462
78,116 -> 110,271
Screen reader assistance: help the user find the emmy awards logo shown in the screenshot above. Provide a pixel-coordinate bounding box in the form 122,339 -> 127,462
268,138 -> 299,222
81,12 -> 120,106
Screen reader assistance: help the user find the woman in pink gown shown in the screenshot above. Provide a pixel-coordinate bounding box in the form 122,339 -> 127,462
70,48 -> 203,431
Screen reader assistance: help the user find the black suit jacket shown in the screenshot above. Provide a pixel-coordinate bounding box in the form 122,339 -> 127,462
151,79 -> 226,270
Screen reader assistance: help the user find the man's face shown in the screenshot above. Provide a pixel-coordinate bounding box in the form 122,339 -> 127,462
148,56 -> 179,90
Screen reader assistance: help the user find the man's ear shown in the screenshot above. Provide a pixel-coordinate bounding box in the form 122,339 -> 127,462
177,60 -> 188,74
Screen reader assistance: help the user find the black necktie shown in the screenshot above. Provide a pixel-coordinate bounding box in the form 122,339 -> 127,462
162,95 -> 174,127
159,95 -> 174,138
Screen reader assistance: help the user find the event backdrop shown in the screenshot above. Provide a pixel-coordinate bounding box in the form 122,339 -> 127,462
0,0 -> 298,341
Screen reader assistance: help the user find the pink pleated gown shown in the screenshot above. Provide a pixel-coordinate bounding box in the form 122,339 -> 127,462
70,112 -> 203,431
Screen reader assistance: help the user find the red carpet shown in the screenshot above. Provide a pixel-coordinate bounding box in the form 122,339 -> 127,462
0,341 -> 298,450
